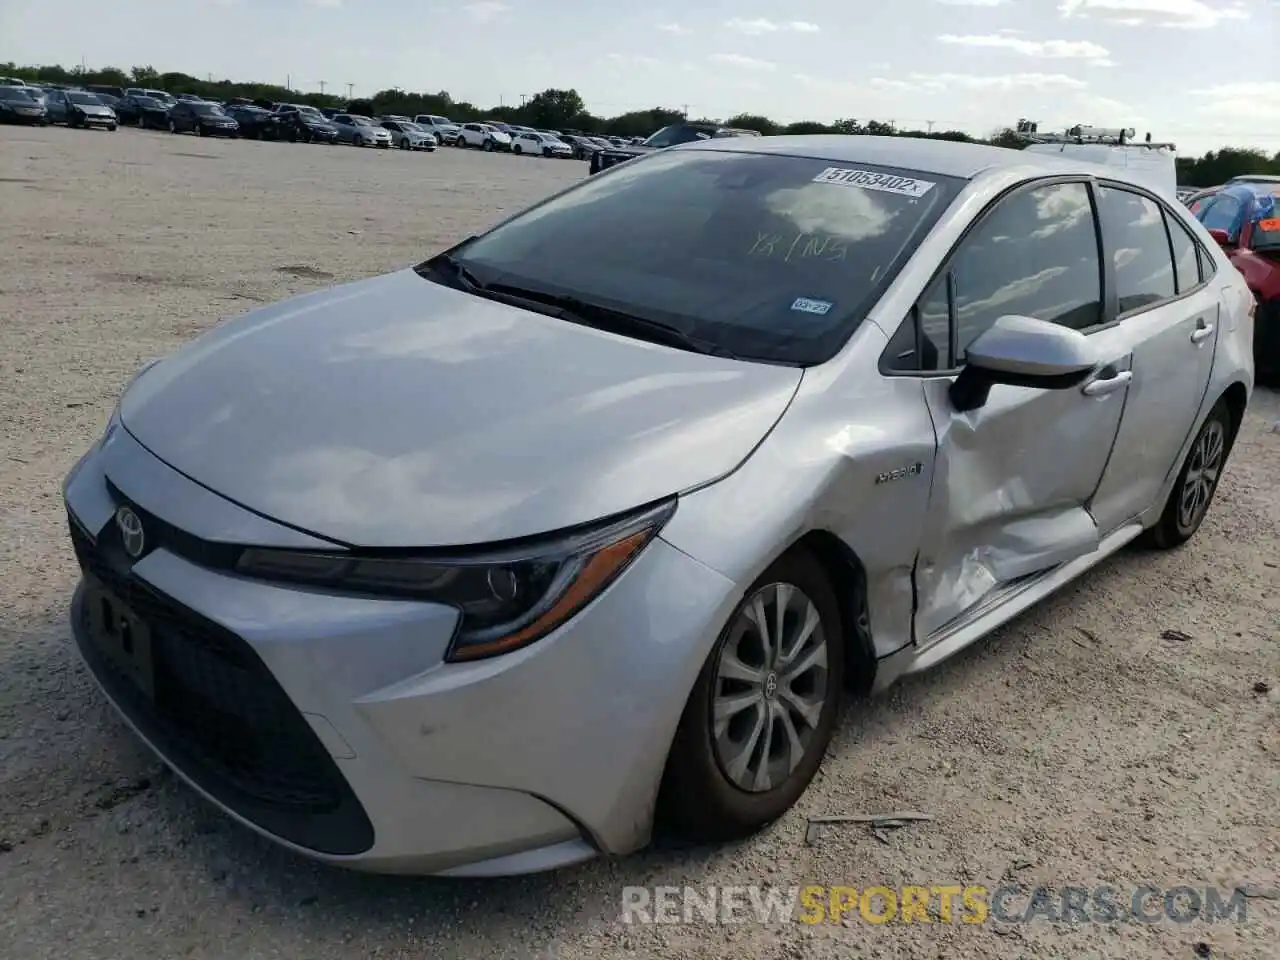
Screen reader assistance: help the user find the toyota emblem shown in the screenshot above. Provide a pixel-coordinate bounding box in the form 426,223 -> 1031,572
115,506 -> 145,559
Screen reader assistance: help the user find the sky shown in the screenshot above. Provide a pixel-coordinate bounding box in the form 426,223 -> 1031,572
2,0 -> 1277,157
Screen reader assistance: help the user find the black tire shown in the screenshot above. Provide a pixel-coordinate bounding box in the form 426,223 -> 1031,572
513,144 -> 522,155
168,118 -> 177,134
399,138 -> 409,150
353,133 -> 363,147
107,124 -> 116,132
483,138 -> 493,151
1140,397 -> 1233,550
656,548 -> 845,841
196,122 -> 205,137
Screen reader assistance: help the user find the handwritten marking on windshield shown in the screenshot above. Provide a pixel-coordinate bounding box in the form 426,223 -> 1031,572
748,232 -> 848,262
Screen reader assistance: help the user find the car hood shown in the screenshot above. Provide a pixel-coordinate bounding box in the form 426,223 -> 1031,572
118,269 -> 802,547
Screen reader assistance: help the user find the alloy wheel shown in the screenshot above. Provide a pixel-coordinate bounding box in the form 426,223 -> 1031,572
1177,418 -> 1225,532
711,582 -> 829,793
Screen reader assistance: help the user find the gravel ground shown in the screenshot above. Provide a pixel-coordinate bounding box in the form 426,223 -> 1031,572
1,125 -> 1277,960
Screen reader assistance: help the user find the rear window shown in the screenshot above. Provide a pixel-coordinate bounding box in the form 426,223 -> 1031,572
448,148 -> 963,366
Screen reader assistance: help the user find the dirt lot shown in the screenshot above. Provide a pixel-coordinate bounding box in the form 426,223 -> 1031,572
0,124 -> 1277,960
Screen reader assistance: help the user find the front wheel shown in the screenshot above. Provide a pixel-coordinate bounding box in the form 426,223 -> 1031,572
168,119 -> 177,133
513,144 -> 522,154
483,138 -> 494,151
353,134 -> 363,147
1140,398 -> 1233,549
657,549 -> 845,840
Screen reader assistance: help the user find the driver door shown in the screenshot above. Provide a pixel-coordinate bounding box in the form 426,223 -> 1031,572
906,179 -> 1131,637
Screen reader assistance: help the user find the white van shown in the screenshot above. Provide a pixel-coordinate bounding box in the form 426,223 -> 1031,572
1021,126 -> 1178,199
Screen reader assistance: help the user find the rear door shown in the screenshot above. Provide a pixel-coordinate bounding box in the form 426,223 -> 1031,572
1088,185 -> 1219,531
894,178 -> 1133,637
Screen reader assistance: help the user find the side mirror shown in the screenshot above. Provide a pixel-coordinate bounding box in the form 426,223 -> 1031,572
950,315 -> 1099,412
1206,227 -> 1232,247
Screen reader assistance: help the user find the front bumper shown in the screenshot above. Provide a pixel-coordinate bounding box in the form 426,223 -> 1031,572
62,426 -> 738,875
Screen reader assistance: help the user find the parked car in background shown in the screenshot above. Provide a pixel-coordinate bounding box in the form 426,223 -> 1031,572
125,88 -> 176,108
331,113 -> 392,147
1185,186 -> 1224,215
175,93 -> 205,102
0,76 -> 27,87
47,89 -> 117,130
1191,179 -> 1280,382
413,114 -> 461,144
115,94 -> 169,129
85,84 -> 125,101
457,122 -> 511,151
0,85 -> 48,124
511,131 -> 573,158
224,104 -> 277,139
559,134 -> 602,160
381,119 -> 437,151
590,123 -> 761,174
274,104 -> 340,142
167,99 -> 239,137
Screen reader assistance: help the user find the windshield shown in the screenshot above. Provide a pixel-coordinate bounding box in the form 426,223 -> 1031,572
68,92 -> 102,105
0,87 -> 34,101
193,103 -> 224,116
134,96 -> 160,107
298,105 -> 322,117
445,149 -> 962,365
400,122 -> 423,131
352,116 -> 373,125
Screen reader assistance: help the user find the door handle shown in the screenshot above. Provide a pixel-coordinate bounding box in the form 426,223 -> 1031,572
1082,370 -> 1133,397
1190,319 -> 1215,344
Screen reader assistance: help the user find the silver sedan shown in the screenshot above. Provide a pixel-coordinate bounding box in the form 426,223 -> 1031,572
62,135 -> 1254,877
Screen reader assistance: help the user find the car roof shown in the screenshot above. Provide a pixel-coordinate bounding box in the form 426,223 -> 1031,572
680,134 -> 1132,183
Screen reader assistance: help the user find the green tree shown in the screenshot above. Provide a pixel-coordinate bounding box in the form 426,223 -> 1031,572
725,113 -> 778,135
524,88 -> 586,130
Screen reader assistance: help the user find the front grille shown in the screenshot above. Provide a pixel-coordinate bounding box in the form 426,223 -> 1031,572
69,510 -> 375,856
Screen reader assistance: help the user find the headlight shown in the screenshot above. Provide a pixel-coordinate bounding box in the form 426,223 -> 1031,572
236,498 -> 676,662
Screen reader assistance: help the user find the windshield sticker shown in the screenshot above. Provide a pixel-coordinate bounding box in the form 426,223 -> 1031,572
812,167 -> 936,198
791,297 -> 834,316
748,232 -> 849,262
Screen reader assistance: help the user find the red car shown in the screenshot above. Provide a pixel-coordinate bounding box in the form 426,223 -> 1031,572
1191,181 -> 1280,383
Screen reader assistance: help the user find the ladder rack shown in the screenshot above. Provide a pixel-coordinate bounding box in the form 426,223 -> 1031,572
1013,120 -> 1176,152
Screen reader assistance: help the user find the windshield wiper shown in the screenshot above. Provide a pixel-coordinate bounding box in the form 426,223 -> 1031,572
417,252 -> 485,292
482,282 -> 740,360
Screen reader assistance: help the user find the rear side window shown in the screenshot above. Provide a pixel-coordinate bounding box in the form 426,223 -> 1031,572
951,181 -> 1103,353
1197,193 -> 1244,236
1096,186 -> 1176,314
1165,213 -> 1202,293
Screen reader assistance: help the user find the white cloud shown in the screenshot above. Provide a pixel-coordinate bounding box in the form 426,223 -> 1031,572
939,34 -> 1114,65
711,53 -> 778,71
657,23 -> 689,34
872,72 -> 1090,92
307,0 -> 342,7
1058,0 -> 1250,29
461,1 -> 510,22
605,53 -> 662,67
1191,82 -> 1280,120
936,0 -> 1011,5
725,18 -> 821,34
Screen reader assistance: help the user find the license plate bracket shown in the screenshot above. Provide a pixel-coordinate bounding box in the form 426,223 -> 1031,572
84,581 -> 156,701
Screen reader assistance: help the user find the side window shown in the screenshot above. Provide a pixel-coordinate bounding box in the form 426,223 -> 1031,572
951,181 -> 1102,356
1096,186 -> 1176,313
883,277 -> 949,372
1165,212 -> 1201,293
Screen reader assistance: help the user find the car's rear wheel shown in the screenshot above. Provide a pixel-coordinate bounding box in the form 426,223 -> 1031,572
168,119 -> 177,133
353,133 -> 363,147
657,549 -> 844,840
513,143 -> 522,154
1141,397 -> 1233,549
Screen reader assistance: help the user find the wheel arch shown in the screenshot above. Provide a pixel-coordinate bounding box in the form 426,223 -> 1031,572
785,530 -> 878,696
1220,379 -> 1248,454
